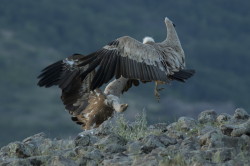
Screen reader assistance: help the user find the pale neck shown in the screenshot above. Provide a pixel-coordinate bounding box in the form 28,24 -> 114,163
162,22 -> 182,47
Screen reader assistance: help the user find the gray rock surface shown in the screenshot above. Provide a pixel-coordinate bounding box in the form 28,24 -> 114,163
198,110 -> 217,124
233,108 -> 249,120
1,109 -> 250,166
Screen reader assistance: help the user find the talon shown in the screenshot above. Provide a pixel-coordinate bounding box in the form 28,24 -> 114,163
120,104 -> 128,112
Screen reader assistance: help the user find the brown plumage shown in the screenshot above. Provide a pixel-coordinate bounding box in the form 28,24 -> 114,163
71,89 -> 114,129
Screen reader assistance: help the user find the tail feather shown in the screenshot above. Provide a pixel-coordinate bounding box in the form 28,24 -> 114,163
170,69 -> 195,82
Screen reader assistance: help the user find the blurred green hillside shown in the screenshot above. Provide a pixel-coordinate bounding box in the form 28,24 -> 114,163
0,0 -> 250,147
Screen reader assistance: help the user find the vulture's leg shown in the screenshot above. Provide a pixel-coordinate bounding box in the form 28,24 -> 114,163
104,77 -> 129,112
154,81 -> 165,102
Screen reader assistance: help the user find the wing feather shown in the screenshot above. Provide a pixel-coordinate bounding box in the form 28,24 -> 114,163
130,60 -> 137,79
121,56 -> 128,78
78,35 -> 189,90
37,54 -> 95,117
146,65 -> 154,81
115,54 -> 121,79
91,56 -> 108,90
40,60 -> 62,73
104,51 -> 117,83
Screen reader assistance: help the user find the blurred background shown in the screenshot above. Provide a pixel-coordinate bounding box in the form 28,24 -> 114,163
1,0 -> 250,147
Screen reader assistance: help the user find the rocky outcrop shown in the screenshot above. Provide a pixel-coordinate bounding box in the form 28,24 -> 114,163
1,109 -> 250,166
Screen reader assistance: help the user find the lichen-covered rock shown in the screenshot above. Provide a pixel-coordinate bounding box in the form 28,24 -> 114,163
166,122 -> 185,139
1,109 -> 250,166
127,141 -> 143,154
221,119 -> 250,137
198,125 -> 218,136
103,153 -> 132,166
142,134 -> 176,151
180,137 -> 199,151
219,108 -> 250,137
216,113 -> 232,124
84,149 -> 104,162
233,108 -> 249,120
198,110 -> 217,124
211,148 -> 232,163
103,144 -> 126,153
177,117 -> 197,131
75,132 -> 98,147
49,155 -> 78,166
94,133 -> 127,150
148,123 -> 168,132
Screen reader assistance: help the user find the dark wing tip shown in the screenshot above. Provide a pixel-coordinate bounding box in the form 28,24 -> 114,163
170,69 -> 195,82
37,60 -> 64,87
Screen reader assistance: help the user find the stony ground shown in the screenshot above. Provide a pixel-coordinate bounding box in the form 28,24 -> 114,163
1,109 -> 250,166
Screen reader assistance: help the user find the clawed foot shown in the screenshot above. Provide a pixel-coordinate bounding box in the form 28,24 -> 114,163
113,103 -> 128,112
119,104 -> 128,112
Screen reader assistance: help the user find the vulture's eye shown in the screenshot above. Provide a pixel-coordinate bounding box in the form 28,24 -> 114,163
173,23 -> 176,27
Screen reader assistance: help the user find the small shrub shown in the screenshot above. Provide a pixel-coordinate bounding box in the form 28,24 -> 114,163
111,111 -> 159,141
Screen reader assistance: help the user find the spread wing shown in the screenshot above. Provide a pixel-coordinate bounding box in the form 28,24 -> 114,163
37,54 -> 95,116
79,36 -> 186,90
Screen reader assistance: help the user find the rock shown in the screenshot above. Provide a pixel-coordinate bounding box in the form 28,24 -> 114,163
49,156 -> 77,166
233,108 -> 249,120
166,122 -> 185,139
94,120 -> 113,136
1,110 -> 250,166
141,134 -> 177,154
198,110 -> 217,124
221,119 -> 250,137
212,148 -> 232,163
166,130 -> 185,140
198,125 -> 217,135
216,113 -> 232,124
103,153 -> 132,166
62,149 -> 78,159
166,122 -> 177,131
23,132 -> 47,143
82,159 -> 98,166
103,144 -> 126,154
158,135 -> 177,146
142,135 -> 165,150
177,117 -> 197,131
180,137 -> 199,151
75,132 -> 98,147
94,133 -> 127,150
148,123 -> 168,132
4,142 -> 32,158
75,144 -> 97,154
127,141 -> 143,154
84,149 -> 104,162
132,152 -> 159,166
240,134 -> 250,144
75,134 -> 91,147
198,130 -> 224,149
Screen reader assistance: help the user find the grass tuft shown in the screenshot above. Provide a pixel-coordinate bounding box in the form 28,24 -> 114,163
111,111 -> 159,141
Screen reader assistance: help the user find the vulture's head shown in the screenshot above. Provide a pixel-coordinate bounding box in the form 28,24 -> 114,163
165,17 -> 176,27
143,36 -> 155,44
